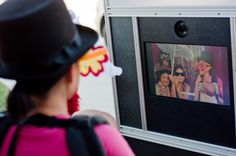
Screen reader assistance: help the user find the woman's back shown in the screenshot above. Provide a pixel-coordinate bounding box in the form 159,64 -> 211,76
0,115 -> 134,156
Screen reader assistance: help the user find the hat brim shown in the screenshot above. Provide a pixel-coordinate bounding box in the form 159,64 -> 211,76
0,24 -> 98,81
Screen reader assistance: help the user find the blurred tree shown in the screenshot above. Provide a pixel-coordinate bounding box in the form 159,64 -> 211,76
0,81 -> 9,111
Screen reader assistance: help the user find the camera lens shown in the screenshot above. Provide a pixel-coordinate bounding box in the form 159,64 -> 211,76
174,21 -> 188,38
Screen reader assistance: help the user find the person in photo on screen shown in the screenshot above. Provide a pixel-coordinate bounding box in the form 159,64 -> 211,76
155,69 -> 171,97
193,52 -> 223,104
154,51 -> 172,73
170,65 -> 190,100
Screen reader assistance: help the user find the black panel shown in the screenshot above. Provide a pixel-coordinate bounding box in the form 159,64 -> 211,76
110,17 -> 142,128
139,17 -> 236,147
126,137 -> 208,156
139,17 -> 230,45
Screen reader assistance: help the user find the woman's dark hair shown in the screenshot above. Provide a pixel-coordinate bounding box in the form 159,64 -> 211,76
155,69 -> 171,83
7,85 -> 38,120
174,65 -> 185,73
7,74 -> 64,120
174,65 -> 186,76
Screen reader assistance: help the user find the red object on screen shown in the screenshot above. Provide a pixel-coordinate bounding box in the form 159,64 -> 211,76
67,92 -> 80,115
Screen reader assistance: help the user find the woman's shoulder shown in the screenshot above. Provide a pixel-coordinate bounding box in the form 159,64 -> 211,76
94,124 -> 123,144
94,124 -> 135,156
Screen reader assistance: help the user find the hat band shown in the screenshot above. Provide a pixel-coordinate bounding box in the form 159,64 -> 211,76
53,32 -> 82,65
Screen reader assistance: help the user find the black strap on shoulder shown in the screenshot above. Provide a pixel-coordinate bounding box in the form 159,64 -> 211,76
0,112 -> 14,148
4,114 -> 108,156
69,115 -> 107,156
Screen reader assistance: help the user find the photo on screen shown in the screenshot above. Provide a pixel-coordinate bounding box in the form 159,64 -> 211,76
147,43 -> 230,106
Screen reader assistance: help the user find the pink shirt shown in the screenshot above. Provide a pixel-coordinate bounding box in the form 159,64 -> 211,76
0,116 -> 135,156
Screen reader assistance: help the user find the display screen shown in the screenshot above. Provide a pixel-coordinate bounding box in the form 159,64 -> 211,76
146,43 -> 230,106
139,17 -> 235,147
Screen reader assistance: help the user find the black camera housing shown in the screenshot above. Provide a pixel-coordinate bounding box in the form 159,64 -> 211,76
174,21 -> 188,38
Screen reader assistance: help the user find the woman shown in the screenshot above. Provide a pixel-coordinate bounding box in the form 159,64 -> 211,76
0,0 -> 134,155
194,52 -> 222,104
154,51 -> 172,73
170,65 -> 190,100
155,69 -> 171,97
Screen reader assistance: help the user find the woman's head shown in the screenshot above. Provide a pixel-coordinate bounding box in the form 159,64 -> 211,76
197,52 -> 213,75
160,51 -> 171,66
0,0 -> 98,93
173,65 -> 186,83
0,0 -> 98,119
156,70 -> 171,86
198,60 -> 212,75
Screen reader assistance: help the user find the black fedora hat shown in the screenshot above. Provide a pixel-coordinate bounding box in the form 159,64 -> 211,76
0,0 -> 98,82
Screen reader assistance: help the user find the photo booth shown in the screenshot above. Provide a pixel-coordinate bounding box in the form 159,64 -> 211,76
104,0 -> 236,155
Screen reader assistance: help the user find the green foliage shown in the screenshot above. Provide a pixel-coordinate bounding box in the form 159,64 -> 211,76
0,81 -> 9,111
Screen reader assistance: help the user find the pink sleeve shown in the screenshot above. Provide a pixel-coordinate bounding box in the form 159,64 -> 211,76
95,124 -> 135,156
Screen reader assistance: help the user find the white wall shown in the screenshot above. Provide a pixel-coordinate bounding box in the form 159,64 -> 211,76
63,0 -> 100,30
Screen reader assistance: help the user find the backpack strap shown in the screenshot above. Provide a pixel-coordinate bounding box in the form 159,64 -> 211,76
4,114 -> 107,156
0,112 -> 14,148
69,115 -> 107,156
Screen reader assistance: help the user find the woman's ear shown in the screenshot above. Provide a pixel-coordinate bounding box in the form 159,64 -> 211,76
65,63 -> 79,84
65,65 -> 74,83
